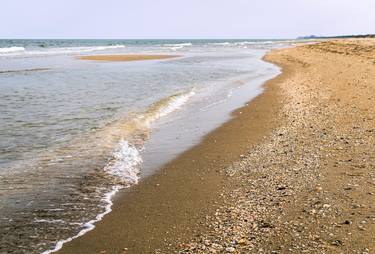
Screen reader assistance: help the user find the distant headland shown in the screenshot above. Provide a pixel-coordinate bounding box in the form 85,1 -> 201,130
298,34 -> 375,39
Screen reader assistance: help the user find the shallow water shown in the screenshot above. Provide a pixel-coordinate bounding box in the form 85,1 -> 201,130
0,39 -> 285,253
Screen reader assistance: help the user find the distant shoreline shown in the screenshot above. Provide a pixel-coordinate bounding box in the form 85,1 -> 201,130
297,34 -> 375,39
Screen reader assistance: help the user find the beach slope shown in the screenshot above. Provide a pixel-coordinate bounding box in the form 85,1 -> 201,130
177,39 -> 375,253
59,39 -> 375,253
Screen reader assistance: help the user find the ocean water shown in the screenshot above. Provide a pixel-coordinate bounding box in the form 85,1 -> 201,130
0,39 -> 285,253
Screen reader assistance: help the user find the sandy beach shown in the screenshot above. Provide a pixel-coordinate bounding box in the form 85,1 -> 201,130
79,54 -> 180,62
57,39 -> 375,253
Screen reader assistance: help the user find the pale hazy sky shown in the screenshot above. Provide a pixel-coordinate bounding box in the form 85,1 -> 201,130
1,0 -> 374,39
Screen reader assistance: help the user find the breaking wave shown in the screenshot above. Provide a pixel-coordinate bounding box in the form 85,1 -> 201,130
140,89 -> 196,125
0,45 -> 125,57
0,46 -> 25,54
41,88 -> 195,254
163,42 -> 193,51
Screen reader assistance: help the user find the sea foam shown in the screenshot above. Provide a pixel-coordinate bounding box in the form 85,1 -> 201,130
105,140 -> 142,185
163,42 -> 192,51
163,42 -> 192,47
41,141 -> 142,254
41,89 -> 195,254
0,45 -> 125,56
41,186 -> 121,254
0,46 -> 25,54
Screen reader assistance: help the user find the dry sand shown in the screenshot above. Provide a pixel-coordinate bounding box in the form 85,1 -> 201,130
79,54 -> 180,62
59,39 -> 375,254
177,39 -> 375,253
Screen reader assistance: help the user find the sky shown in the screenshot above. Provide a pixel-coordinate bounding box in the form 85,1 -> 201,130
1,0 -> 374,39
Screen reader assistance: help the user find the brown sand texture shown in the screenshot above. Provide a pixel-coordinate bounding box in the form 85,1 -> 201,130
59,39 -> 375,254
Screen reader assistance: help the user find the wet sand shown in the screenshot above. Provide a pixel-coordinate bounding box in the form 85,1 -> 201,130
79,54 -> 180,62
59,39 -> 375,253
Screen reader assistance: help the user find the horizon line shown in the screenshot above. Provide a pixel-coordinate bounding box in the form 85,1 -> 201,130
0,37 -> 295,40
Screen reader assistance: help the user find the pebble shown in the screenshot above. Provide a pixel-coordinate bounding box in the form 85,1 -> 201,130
173,39 -> 375,254
225,246 -> 236,252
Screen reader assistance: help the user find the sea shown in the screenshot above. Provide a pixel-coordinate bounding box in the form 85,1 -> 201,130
0,39 -> 287,253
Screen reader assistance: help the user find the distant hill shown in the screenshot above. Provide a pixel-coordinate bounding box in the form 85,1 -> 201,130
297,34 -> 375,39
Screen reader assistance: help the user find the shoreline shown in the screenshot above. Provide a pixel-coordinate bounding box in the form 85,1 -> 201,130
58,39 -> 374,253
57,50 -> 285,253
176,39 -> 375,253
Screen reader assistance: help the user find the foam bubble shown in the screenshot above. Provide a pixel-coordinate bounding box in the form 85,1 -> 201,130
104,140 -> 142,184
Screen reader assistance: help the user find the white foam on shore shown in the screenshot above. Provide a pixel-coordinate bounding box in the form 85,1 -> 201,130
41,89 -> 195,254
40,185 -> 121,254
42,141 -> 142,254
104,140 -> 142,184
